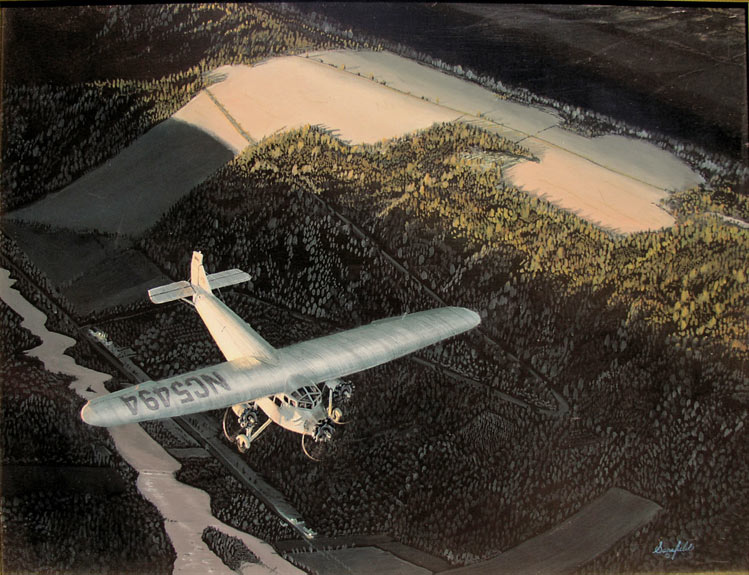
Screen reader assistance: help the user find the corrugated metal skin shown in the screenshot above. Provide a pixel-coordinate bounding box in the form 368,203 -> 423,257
81,307 -> 480,427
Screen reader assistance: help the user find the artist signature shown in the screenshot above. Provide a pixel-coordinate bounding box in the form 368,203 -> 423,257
653,540 -> 695,560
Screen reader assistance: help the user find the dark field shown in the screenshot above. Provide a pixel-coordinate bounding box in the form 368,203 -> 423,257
9,119 -> 234,236
2,221 -> 169,315
297,3 -> 747,160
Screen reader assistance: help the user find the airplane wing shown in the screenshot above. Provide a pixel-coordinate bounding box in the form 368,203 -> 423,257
81,306 -> 479,427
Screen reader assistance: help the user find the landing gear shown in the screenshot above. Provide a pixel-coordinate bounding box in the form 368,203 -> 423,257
236,434 -> 251,453
223,402 -> 270,454
302,435 -> 321,461
330,407 -> 344,424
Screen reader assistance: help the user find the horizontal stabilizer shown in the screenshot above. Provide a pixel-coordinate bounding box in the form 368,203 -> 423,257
148,281 -> 195,304
206,269 -> 251,290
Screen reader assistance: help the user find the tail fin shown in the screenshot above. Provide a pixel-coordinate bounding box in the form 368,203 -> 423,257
148,251 -> 251,304
190,251 -> 211,291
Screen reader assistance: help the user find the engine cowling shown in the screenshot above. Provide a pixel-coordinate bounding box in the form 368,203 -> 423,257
313,419 -> 335,442
328,379 -> 354,402
238,408 -> 259,430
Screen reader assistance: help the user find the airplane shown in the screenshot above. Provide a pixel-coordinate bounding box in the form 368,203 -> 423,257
81,251 -> 480,457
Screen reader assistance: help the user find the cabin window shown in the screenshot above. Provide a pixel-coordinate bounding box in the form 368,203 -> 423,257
290,385 -> 322,410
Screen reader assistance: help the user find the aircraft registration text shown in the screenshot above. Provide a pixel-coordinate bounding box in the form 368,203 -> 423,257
120,372 -> 230,415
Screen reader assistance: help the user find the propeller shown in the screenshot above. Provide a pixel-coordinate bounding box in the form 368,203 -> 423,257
302,434 -> 321,461
313,419 -> 335,442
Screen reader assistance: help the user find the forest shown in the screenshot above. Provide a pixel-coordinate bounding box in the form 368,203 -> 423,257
118,122 -> 747,569
2,3 -> 747,572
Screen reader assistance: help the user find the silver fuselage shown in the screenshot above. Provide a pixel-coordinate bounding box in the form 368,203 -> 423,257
256,396 -> 327,436
81,262 -> 480,429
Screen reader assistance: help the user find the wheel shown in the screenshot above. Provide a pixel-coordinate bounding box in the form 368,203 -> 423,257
331,407 -> 344,423
236,434 -> 251,453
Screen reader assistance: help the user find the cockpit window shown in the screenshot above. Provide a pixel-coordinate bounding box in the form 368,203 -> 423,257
290,385 -> 322,410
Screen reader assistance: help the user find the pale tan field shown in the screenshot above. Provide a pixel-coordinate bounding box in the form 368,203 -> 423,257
505,145 -> 675,233
12,50 -> 703,236
309,50 -> 560,136
540,128 -> 702,191
313,50 -> 704,232
173,90 -> 251,153
209,57 -> 458,144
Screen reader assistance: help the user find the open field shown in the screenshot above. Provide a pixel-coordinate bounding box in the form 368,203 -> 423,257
301,4 -> 746,158
288,546 -> 431,575
307,50 -> 561,136
448,488 -> 661,574
8,54 -> 457,237
173,90 -> 252,153
10,51 -> 703,237
2,222 -> 170,314
504,146 -> 674,234
10,119 -> 235,236
208,57 -> 458,144
312,50 -> 704,233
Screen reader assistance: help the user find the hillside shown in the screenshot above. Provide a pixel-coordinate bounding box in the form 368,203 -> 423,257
9,51 -> 704,237
1,4 -> 360,212
1,5 -> 746,573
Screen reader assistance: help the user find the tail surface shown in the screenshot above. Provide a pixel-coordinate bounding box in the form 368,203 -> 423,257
191,251 -> 211,291
148,251 -> 251,304
148,251 -> 274,363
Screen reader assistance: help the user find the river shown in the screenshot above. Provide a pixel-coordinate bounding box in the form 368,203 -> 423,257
0,267 -> 301,575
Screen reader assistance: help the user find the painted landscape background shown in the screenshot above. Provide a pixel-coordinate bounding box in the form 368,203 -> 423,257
1,4 -> 747,575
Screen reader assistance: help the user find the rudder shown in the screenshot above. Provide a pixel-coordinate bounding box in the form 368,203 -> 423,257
191,251 -> 211,291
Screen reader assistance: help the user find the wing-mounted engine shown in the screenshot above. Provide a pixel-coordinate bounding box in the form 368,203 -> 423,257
325,378 -> 354,422
222,401 -> 271,453
301,378 -> 355,460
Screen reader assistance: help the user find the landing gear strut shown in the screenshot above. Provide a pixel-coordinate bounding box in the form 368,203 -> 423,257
223,403 -> 270,453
